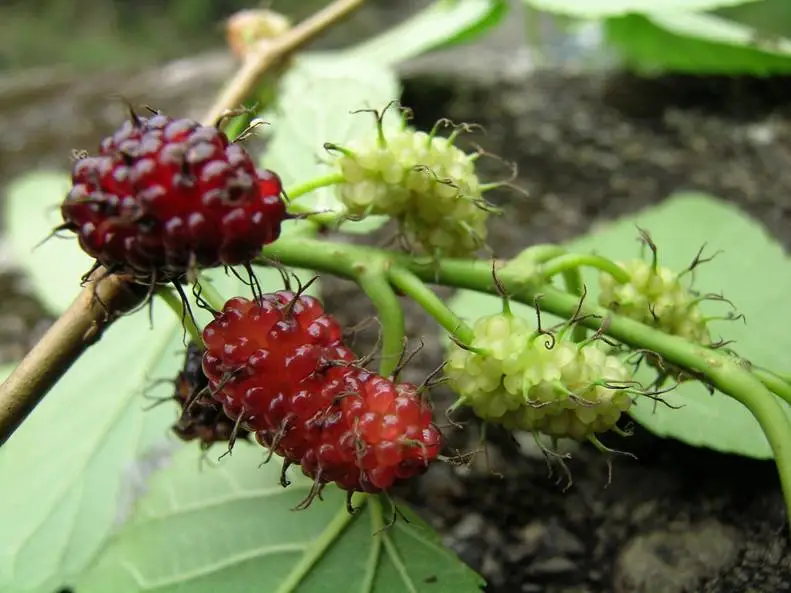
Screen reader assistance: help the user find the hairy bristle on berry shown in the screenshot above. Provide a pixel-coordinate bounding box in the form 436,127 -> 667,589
61,113 -> 287,282
201,291 -> 442,495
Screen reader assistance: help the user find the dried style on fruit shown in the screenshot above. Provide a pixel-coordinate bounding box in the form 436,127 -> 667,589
201,291 -> 442,498
60,111 -> 287,284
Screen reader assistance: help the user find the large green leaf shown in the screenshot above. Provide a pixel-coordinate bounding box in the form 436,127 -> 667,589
261,55 -> 401,235
4,171 -> 94,315
446,193 -> 791,459
605,11 -> 791,74
346,0 -> 508,65
522,0 -> 762,18
0,263 -> 315,592
0,169 -> 319,591
76,444 -> 484,593
0,299 -> 184,593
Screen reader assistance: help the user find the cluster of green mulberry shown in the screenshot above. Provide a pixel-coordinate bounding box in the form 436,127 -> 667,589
330,116 -> 497,257
598,259 -> 711,346
444,311 -> 634,441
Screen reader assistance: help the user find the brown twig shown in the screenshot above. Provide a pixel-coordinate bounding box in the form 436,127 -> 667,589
0,0 -> 367,448
203,0 -> 367,126
0,271 -> 143,446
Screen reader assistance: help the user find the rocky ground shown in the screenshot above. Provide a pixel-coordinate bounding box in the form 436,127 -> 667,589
3,8 -> 791,592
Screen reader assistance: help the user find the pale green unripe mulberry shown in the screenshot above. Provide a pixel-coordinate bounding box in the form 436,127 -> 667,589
598,259 -> 710,345
445,312 -> 634,441
331,119 -> 494,257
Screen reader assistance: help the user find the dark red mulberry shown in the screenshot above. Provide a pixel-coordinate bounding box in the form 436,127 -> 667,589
171,342 -> 250,449
60,112 -> 287,283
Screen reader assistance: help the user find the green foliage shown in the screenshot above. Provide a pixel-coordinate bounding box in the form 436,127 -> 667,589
76,445 -> 483,593
261,56 -> 401,234
0,186 -> 316,592
605,11 -> 791,74
0,169 -> 282,592
446,193 -> 791,459
522,0 -> 791,74
5,172 -> 93,314
346,0 -> 508,65
716,0 -> 791,38
521,0 -> 762,17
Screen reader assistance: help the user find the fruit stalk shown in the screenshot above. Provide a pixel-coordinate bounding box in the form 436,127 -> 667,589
157,287 -> 203,346
356,267 -> 406,377
0,0 -> 369,447
539,253 -> 631,284
388,265 -> 473,345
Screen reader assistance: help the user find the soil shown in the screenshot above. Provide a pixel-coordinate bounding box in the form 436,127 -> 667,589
4,32 -> 791,593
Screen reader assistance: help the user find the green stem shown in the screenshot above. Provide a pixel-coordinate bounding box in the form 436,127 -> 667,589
356,266 -> 406,377
157,287 -> 203,346
516,244 -> 567,263
540,253 -> 630,284
274,493 -> 366,593
286,172 -> 346,202
290,207 -> 349,229
388,265 -> 474,345
754,367 -> 791,409
259,236 -> 791,528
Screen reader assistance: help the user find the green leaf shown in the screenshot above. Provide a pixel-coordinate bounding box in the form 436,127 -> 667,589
346,0 -> 508,65
76,444 -> 484,593
522,0 -> 762,18
4,171 -> 94,315
262,55 -> 401,236
0,207 -> 314,591
0,305 -> 183,593
605,12 -> 791,74
715,0 -> 791,39
446,192 -> 791,459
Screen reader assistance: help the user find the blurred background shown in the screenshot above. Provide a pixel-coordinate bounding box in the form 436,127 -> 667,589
0,0 -> 420,70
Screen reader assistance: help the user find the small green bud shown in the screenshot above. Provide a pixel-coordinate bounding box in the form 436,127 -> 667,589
598,259 -> 711,345
331,119 -> 495,257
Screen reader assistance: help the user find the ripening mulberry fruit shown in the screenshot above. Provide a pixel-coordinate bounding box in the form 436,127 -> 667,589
445,312 -> 634,441
170,342 -> 249,449
598,260 -> 710,345
60,112 -> 287,283
331,118 -> 495,257
201,291 -> 442,495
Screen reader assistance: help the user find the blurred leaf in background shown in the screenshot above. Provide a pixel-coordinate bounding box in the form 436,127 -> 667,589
521,0 -> 791,74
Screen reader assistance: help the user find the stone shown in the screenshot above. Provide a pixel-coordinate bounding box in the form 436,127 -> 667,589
613,520 -> 741,593
525,556 -> 579,578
